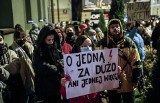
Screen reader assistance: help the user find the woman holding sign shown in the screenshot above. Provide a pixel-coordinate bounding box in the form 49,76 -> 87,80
61,35 -> 103,103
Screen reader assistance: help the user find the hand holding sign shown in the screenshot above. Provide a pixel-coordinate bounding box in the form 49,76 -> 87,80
61,74 -> 72,87
64,48 -> 119,99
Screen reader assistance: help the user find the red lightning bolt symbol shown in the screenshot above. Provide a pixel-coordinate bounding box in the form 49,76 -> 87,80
109,50 -> 112,59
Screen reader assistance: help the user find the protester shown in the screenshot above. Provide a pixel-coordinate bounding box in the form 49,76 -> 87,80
0,66 -> 10,103
93,24 -> 104,42
55,28 -> 73,54
73,25 -> 81,37
79,23 -> 88,35
0,31 -> 18,67
14,24 -> 24,32
87,29 -> 97,44
126,21 -> 146,62
147,17 -> 160,103
32,26 -> 64,103
125,21 -> 146,92
98,19 -> 142,103
144,21 -> 152,38
53,28 -> 63,51
8,30 -> 35,103
61,35 -> 102,103
151,21 -> 160,52
136,20 -> 151,45
65,27 -> 76,47
60,21 -> 66,31
85,19 -> 90,27
0,31 -> 35,103
0,31 -> 17,103
29,23 -> 40,46
9,31 -> 34,60
54,28 -> 72,103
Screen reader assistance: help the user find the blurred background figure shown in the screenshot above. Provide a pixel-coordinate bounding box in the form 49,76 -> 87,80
65,27 -> 76,47
0,30 -> 35,103
29,23 -> 40,46
55,28 -> 72,54
9,31 -> 34,60
93,24 -> 104,43
14,24 -> 24,32
79,23 -> 88,35
85,19 -> 90,27
87,29 -> 97,45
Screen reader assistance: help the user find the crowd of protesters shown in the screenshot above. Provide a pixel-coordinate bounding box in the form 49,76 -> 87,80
0,17 -> 159,103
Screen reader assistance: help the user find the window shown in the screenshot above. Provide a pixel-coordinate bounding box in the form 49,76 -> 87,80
0,0 -> 13,28
25,0 -> 32,23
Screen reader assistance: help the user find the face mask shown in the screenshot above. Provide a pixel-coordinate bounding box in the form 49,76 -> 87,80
16,40 -> 25,46
67,32 -> 74,37
80,46 -> 92,52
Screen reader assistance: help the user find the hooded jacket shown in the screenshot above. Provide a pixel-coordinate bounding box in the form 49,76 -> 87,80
98,19 -> 142,93
32,26 -> 64,99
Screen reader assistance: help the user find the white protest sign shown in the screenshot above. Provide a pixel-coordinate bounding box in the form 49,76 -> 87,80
63,48 -> 119,99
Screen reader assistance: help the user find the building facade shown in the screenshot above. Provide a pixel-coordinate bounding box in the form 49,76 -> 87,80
0,0 -> 72,45
126,0 -> 160,16
151,0 -> 160,15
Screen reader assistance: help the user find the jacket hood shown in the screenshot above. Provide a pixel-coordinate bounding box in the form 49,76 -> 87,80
36,26 -> 59,47
107,19 -> 124,46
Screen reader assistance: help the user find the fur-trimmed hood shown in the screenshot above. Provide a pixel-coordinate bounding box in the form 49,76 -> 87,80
106,19 -> 124,47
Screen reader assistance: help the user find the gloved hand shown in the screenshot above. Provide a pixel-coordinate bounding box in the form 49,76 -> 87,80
43,62 -> 58,72
49,65 -> 57,72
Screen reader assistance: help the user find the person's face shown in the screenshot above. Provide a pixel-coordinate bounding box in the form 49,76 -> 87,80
109,23 -> 121,35
0,36 -> 4,44
80,38 -> 92,52
80,38 -> 92,48
15,32 -> 26,46
45,35 -> 54,45
16,32 -> 26,41
67,28 -> 74,33
127,24 -> 133,31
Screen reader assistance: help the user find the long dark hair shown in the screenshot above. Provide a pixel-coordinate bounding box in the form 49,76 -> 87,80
36,26 -> 59,48
72,35 -> 95,53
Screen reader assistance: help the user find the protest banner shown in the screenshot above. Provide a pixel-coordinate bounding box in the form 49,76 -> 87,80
63,48 -> 119,99
127,2 -> 150,21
